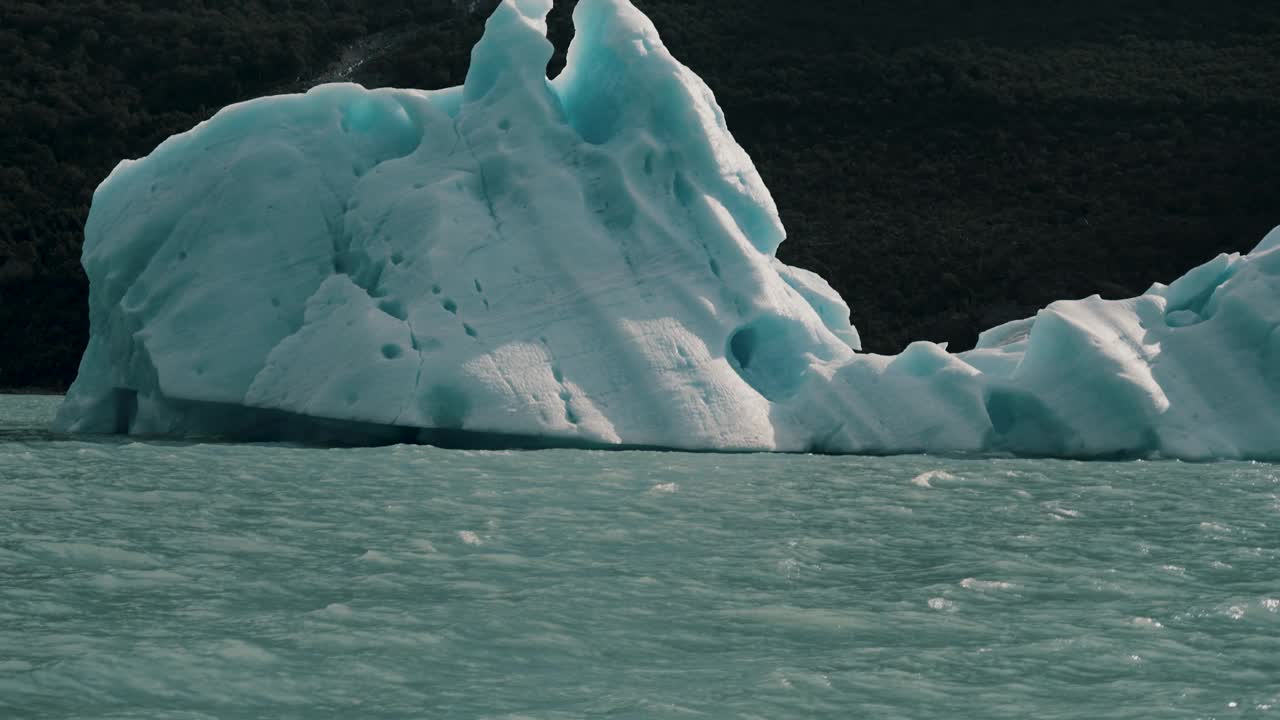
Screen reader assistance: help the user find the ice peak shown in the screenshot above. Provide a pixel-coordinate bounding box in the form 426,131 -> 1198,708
464,0 -> 555,101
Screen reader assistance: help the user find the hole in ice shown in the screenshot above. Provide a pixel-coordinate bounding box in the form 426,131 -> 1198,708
442,299 -> 458,314
391,252 -> 404,265
984,387 -> 1073,456
112,388 -> 138,434
463,323 -> 478,338
474,279 -> 484,293
499,118 -> 511,131
557,384 -> 580,424
729,327 -> 757,370
431,284 -> 442,295
381,344 -> 403,359
673,172 -> 695,208
270,297 -> 281,308
581,152 -> 636,232
726,316 -> 812,401
643,153 -> 655,176
423,385 -> 470,430
708,258 -> 721,278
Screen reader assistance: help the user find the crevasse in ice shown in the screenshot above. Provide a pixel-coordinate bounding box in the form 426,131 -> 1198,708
55,0 -> 1280,460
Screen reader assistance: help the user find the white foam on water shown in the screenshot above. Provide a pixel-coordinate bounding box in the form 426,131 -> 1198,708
359,550 -> 398,565
217,640 -> 278,664
317,603 -> 353,618
909,470 -> 956,488
960,578 -> 1014,591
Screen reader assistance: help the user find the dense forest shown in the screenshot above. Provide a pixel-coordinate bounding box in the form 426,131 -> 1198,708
2,0 -> 1278,389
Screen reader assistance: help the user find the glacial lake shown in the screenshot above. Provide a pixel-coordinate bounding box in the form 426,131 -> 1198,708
2,394 -> 1277,719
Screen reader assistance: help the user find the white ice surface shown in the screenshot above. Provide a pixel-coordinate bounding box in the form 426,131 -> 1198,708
56,0 -> 1280,459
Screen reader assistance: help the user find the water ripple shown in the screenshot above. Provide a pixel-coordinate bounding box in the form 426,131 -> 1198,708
2,395 -> 1278,718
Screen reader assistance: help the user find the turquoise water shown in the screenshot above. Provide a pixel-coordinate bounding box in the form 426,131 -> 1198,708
2,394 -> 1277,719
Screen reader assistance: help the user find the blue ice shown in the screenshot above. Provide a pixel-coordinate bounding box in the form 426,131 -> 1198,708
55,0 -> 1280,460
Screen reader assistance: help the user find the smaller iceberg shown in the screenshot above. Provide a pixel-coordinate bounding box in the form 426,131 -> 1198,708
54,0 -> 1280,460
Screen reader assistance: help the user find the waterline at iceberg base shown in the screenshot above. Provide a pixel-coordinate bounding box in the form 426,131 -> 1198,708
55,0 -> 1280,460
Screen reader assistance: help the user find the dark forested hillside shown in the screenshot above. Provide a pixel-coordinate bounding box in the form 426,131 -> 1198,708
2,0 -> 1278,389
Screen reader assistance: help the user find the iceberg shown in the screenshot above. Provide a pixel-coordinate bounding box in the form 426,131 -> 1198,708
55,0 -> 1280,460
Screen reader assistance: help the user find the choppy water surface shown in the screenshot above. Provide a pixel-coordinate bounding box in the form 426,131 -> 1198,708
2,395 -> 1278,719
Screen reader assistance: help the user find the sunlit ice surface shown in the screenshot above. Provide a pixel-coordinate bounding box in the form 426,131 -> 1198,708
53,0 -> 1280,460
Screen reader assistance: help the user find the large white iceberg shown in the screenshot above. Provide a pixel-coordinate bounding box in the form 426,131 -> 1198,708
55,0 -> 1280,460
